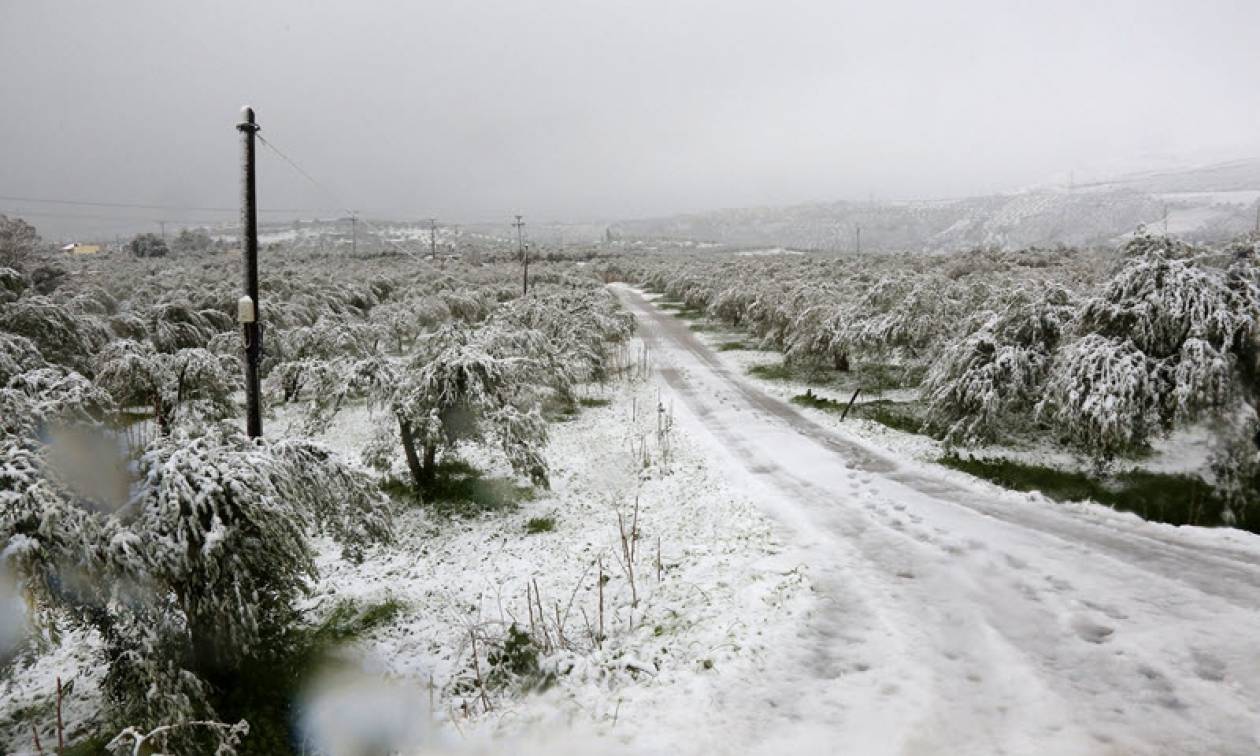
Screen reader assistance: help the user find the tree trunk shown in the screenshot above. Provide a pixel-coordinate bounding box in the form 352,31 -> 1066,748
154,395 -> 170,436
833,351 -> 850,372
398,415 -> 425,493
421,443 -> 437,487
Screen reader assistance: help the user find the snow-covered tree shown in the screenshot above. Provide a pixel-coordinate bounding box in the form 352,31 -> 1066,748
1,420 -> 392,751
365,322 -> 550,494
1,296 -> 112,373
0,215 -> 41,271
925,283 -> 1075,443
1038,236 -> 1259,457
93,340 -> 237,434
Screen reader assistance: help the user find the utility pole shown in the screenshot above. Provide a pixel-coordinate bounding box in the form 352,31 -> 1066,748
429,218 -> 438,266
159,220 -> 166,241
237,106 -> 263,439
350,212 -> 358,255
1163,204 -> 1169,235
513,214 -> 528,294
855,224 -> 862,254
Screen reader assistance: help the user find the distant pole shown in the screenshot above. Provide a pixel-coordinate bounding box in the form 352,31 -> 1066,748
855,224 -> 861,254
237,106 -> 263,439
350,213 -> 358,255
513,214 -> 528,294
1254,203 -> 1259,235
429,217 -> 438,266
1163,204 -> 1168,235
159,220 -> 166,241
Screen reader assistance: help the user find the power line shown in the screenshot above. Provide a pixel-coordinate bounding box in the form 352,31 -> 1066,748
0,193 -> 329,214
0,207 -> 232,224
255,131 -> 456,273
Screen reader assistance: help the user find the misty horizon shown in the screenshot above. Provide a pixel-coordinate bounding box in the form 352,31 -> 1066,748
3,0 -> 1260,239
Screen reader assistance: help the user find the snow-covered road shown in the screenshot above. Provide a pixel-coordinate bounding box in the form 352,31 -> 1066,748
613,285 -> 1260,756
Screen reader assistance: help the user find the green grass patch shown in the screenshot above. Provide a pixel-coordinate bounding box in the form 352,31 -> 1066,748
790,390 -> 846,411
716,341 -> 749,351
855,400 -> 927,435
938,454 -> 1254,531
525,516 -> 556,534
426,460 -> 536,516
748,362 -> 798,381
790,391 -> 930,436
546,395 -> 612,421
382,459 -> 536,516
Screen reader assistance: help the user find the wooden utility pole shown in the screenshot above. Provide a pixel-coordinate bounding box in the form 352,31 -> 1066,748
513,214 -> 528,294
350,212 -> 358,255
429,217 -> 439,267
855,224 -> 862,254
237,106 -> 263,438
159,220 -> 166,241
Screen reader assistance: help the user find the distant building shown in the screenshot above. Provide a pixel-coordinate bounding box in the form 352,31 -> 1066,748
61,243 -> 102,255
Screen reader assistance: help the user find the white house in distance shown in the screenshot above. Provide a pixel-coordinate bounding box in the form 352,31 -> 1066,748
61,242 -> 102,255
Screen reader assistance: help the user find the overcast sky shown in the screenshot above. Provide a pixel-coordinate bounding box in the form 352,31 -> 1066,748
2,0 -> 1259,238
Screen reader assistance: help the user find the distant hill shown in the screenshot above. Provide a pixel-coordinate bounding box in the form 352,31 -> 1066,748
595,159 -> 1260,253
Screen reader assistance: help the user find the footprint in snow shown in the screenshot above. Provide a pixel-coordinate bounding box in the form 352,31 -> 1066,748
1191,650 -> 1226,682
1070,615 -> 1115,644
1137,664 -> 1186,710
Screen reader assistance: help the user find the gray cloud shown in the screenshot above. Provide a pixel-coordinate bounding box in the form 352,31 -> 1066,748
2,0 -> 1258,238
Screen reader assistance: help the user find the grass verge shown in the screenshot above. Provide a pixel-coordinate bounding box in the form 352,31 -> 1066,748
938,454 -> 1254,531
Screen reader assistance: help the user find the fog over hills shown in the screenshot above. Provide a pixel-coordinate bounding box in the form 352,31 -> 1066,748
577,158 -> 1260,253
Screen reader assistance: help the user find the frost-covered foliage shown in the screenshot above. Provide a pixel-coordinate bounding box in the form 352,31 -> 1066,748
0,215 -> 42,272
0,266 -> 27,304
2,420 -> 392,750
924,283 -> 1075,443
1,296 -> 112,373
93,340 -> 238,432
489,289 -> 635,403
0,332 -> 46,384
370,321 -> 552,491
1039,235 -> 1259,456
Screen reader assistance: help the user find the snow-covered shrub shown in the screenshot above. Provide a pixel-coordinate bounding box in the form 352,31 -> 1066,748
2,421 -> 392,751
0,332 -> 46,385
1036,334 -> 1164,457
1,296 -> 112,374
925,283 -> 1075,443
93,340 -> 238,433
1039,239 -> 1259,457
367,322 -> 551,494
0,266 -> 27,303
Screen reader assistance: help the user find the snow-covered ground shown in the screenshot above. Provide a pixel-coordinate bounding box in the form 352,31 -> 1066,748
3,358 -> 818,755
291,376 -> 817,754
614,284 -> 1260,755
